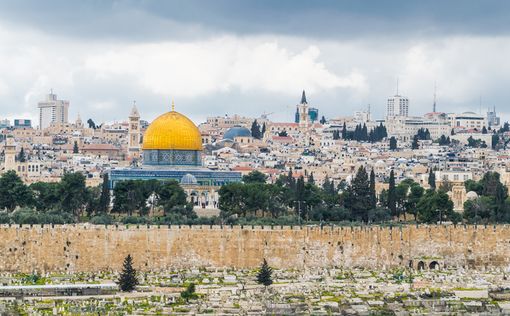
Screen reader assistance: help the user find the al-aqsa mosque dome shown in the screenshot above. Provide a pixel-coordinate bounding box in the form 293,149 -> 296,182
142,104 -> 203,167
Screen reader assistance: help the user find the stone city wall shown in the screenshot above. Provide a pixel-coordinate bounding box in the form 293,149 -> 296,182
0,224 -> 508,273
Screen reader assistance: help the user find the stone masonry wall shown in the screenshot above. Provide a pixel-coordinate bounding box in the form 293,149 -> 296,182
0,224 -> 508,273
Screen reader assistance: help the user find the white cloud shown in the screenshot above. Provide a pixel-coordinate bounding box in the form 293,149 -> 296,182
83,37 -> 365,98
0,20 -> 509,124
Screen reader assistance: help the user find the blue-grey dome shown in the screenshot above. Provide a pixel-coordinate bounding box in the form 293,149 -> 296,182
180,173 -> 198,185
223,126 -> 251,141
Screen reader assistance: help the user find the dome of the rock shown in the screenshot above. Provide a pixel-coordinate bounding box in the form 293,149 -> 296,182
143,110 -> 202,151
142,106 -> 202,167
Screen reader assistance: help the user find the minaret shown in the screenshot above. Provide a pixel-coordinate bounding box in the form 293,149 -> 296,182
128,101 -> 141,160
4,135 -> 16,171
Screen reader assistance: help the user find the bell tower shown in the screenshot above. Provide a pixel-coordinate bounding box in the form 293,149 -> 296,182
298,90 -> 310,128
128,101 -> 141,160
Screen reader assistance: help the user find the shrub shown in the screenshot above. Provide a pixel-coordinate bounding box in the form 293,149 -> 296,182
90,214 -> 114,225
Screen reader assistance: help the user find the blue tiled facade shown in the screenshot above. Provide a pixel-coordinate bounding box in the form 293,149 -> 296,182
143,149 -> 201,167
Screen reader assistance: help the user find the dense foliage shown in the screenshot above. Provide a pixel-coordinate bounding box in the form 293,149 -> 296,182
340,122 -> 387,142
463,172 -> 510,223
0,171 -> 194,224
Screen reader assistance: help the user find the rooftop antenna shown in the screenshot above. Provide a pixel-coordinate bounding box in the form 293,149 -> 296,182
479,95 -> 482,114
433,81 -> 437,113
396,78 -> 399,95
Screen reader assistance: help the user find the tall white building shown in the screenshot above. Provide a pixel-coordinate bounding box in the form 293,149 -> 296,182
38,91 -> 69,130
386,95 -> 409,117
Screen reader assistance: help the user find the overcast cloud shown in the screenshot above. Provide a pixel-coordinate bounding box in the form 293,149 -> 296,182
0,0 -> 509,125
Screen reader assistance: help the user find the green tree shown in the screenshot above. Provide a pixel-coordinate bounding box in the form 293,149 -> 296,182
428,169 -> 436,190
73,141 -> 79,154
30,182 -> 60,212
463,196 -> 495,224
406,183 -> 424,221
411,136 -> 419,149
85,186 -> 101,216
17,147 -> 26,162
389,136 -> 397,150
59,172 -> 88,216
218,182 -> 248,217
416,190 -> 460,224
492,134 -> 500,150
117,254 -> 138,292
112,180 -> 144,216
242,170 -> 267,184
180,283 -> 198,302
0,171 -> 33,211
251,120 -> 261,139
369,169 -> 376,209
256,258 -> 273,287
156,181 -> 188,214
387,170 -> 397,217
97,173 -> 111,213
343,166 -> 372,222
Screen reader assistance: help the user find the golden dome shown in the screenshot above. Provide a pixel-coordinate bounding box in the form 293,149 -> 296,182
142,110 -> 202,151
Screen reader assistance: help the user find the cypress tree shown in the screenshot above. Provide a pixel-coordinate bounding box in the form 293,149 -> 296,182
73,141 -> 79,154
389,137 -> 397,150
256,258 -> 273,287
362,123 -> 368,141
428,169 -> 436,190
411,136 -> 419,149
387,170 -> 396,216
369,169 -> 376,209
261,123 -> 266,137
98,173 -> 111,213
251,120 -> 261,139
345,166 -> 372,222
341,122 -> 347,139
17,147 -> 26,162
287,168 -> 295,190
117,254 -> 138,292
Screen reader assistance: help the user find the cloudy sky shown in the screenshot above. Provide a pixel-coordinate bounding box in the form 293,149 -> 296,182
0,0 -> 509,125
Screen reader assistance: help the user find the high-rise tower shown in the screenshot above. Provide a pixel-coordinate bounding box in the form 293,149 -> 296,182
37,90 -> 69,130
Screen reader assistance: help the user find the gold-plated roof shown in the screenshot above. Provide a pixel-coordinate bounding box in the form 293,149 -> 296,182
142,110 -> 202,151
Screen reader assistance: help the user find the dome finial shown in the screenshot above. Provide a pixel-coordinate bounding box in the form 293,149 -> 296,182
171,98 -> 175,112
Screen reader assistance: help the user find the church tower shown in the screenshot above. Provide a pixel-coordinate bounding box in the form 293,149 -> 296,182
297,90 -> 310,128
128,102 -> 141,160
4,135 -> 16,172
